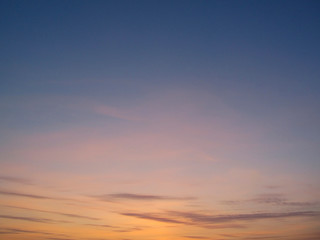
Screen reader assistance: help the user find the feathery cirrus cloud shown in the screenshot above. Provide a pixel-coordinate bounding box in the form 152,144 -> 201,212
120,209 -> 320,228
95,193 -> 196,202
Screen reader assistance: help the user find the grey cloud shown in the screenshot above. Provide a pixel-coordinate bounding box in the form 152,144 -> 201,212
112,226 -> 142,233
3,228 -> 48,234
0,228 -> 54,235
120,209 -> 319,228
84,223 -> 115,228
59,213 -> 99,220
249,193 -> 318,207
119,212 -> 244,229
183,236 -> 211,239
202,223 -> 246,229
251,193 -> 286,204
121,212 -> 186,224
219,234 -> 237,238
0,231 -> 17,234
222,200 -> 242,205
0,214 -> 53,223
0,190 -> 60,200
223,193 -> 318,207
85,223 -> 144,233
0,227 -> 70,238
240,236 -> 284,240
47,238 -> 76,240
96,193 -> 195,202
251,193 -> 318,206
0,190 -> 84,203
169,210 -> 319,223
0,176 -> 32,185
0,214 -> 71,224
2,204 -> 100,221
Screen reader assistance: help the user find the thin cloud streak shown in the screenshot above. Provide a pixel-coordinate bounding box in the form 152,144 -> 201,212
0,227 -> 70,238
169,210 -> 320,223
120,210 -> 320,228
97,193 -> 195,202
250,193 -> 319,206
183,236 -> 211,239
222,193 -> 319,207
0,214 -> 51,223
0,190 -> 62,200
0,176 -> 33,185
46,238 -> 76,240
120,212 -> 186,224
84,223 -> 115,228
1,204 -> 100,221
0,190 -> 85,203
84,223 -> 144,233
0,214 -> 70,224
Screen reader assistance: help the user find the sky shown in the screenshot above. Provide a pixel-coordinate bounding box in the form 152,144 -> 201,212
0,0 -> 320,239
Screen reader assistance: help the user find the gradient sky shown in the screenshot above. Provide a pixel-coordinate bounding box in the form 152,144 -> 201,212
1,1 -> 320,240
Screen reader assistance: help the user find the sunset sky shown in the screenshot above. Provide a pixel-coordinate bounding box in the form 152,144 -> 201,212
1,1 -> 320,240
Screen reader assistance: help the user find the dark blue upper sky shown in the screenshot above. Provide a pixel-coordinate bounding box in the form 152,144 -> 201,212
1,0 -> 320,147
2,0 -> 319,92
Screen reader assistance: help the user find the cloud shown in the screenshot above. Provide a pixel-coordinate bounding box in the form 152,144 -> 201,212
250,193 -> 286,204
183,236 -> 211,239
120,210 -> 319,228
119,212 -> 244,229
2,204 -> 100,221
84,224 -> 115,228
46,238 -> 76,240
0,190 -> 61,200
96,193 -> 195,202
239,236 -> 284,240
120,212 -> 186,224
169,210 -> 319,223
0,176 -> 32,185
84,223 -> 143,233
59,212 -> 99,220
0,214 -> 72,224
223,193 -> 319,207
0,227 -> 71,238
250,193 -> 318,207
0,190 -> 83,203
1,228 -> 45,234
0,228 -> 54,235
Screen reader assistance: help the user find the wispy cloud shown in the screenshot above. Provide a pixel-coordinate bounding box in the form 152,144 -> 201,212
120,210 -> 319,228
250,193 -> 318,206
46,238 -> 76,240
0,190 -> 83,203
222,193 -> 319,207
96,193 -> 195,202
1,204 -> 100,221
0,190 -> 61,200
0,214 -> 70,224
119,212 -> 243,229
169,210 -> 319,223
0,227 -> 69,238
120,212 -> 186,224
0,176 -> 33,185
0,214 -> 51,223
84,223 -> 115,228
183,236 -> 211,239
239,236 -> 285,240
0,228 -> 46,234
84,223 -> 143,233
